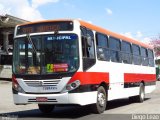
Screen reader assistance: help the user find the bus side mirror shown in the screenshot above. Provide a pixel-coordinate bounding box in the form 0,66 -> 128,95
86,34 -> 92,47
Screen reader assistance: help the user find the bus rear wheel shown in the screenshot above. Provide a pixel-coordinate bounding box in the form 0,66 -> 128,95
137,82 -> 145,102
129,82 -> 145,103
38,104 -> 55,114
91,86 -> 107,114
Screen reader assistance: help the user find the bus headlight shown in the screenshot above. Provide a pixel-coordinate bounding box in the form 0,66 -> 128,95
12,75 -> 25,93
66,80 -> 81,92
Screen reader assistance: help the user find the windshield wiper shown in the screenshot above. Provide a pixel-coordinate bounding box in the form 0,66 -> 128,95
26,34 -> 40,68
26,34 -> 37,53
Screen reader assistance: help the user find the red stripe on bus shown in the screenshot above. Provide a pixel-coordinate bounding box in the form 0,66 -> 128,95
124,73 -> 156,83
69,72 -> 109,85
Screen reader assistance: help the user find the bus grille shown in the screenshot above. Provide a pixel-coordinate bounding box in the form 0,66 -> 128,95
24,80 -> 61,87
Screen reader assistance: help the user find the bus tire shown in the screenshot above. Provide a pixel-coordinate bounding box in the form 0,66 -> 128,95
136,82 -> 145,103
38,104 -> 55,114
91,86 -> 107,114
129,82 -> 145,103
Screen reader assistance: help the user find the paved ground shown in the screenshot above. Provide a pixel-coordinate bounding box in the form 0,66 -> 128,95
0,80 -> 160,120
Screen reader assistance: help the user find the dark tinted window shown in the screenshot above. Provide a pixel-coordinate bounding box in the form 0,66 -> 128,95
121,41 -> 132,64
141,47 -> 149,66
109,37 -> 121,50
132,44 -> 140,55
96,33 -> 108,48
96,33 -> 110,61
121,41 -> 131,53
148,49 -> 154,67
141,47 -> 148,57
132,44 -> 141,65
148,49 -> 154,58
81,27 -> 96,71
81,28 -> 95,59
109,37 -> 121,62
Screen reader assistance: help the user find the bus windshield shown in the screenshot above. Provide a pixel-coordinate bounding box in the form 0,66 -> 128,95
13,34 -> 79,75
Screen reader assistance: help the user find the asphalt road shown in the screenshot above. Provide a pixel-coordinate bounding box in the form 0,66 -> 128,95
0,80 -> 160,120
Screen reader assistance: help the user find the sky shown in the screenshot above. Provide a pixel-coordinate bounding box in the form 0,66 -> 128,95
0,0 -> 160,44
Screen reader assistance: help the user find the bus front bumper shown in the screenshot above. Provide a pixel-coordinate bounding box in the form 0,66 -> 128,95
13,91 -> 97,106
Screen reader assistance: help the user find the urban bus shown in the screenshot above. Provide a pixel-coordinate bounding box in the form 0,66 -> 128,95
12,19 -> 156,114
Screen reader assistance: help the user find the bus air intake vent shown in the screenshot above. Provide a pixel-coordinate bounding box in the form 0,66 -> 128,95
24,80 -> 61,87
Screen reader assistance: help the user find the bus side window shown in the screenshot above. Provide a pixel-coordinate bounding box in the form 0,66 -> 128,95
81,27 -> 96,71
109,37 -> 121,63
148,49 -> 154,67
132,44 -> 141,65
96,32 -> 110,61
121,41 -> 132,64
81,36 -> 89,57
141,47 -> 149,66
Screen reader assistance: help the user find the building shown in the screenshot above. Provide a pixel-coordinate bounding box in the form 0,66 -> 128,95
0,14 -> 28,78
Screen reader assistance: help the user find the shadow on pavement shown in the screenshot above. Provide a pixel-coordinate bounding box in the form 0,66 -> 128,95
0,106 -> 94,119
106,97 -> 150,110
0,98 -> 151,119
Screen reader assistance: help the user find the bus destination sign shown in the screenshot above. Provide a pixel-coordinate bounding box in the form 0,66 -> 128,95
16,21 -> 73,35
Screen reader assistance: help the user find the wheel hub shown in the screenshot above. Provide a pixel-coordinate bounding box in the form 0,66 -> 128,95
98,92 -> 106,107
140,87 -> 145,100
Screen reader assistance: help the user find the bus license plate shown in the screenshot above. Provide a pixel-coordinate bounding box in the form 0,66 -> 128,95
43,86 -> 57,91
36,97 -> 48,102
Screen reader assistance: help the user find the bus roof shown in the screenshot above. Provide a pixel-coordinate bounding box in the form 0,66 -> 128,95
17,19 -> 153,49
78,20 -> 152,49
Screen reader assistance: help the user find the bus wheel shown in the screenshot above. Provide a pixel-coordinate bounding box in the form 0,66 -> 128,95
38,104 -> 55,114
137,82 -> 145,102
91,86 -> 107,114
129,83 -> 145,103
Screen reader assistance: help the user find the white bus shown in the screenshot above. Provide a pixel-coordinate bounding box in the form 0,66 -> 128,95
12,19 -> 156,114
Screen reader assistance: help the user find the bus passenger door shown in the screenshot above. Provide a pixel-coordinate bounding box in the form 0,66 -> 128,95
80,27 -> 96,71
